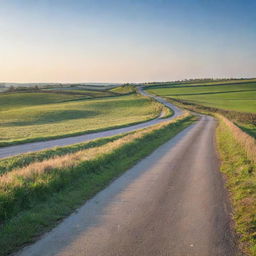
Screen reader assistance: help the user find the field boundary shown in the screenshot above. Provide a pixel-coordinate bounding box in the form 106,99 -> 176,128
142,79 -> 256,89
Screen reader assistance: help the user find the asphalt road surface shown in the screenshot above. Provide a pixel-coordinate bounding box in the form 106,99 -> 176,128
0,89 -> 182,159
16,114 -> 238,256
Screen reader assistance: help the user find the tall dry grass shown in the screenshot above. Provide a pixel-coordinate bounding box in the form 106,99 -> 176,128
217,114 -> 256,163
0,112 -> 190,195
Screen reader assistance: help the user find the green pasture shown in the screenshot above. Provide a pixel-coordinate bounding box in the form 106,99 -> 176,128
109,85 -> 135,94
0,93 -> 162,145
42,88 -> 115,97
42,85 -> 135,96
147,82 -> 256,113
0,93 -> 87,111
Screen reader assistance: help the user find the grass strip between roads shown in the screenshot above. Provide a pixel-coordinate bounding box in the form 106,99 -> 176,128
0,113 -> 195,256
0,113 -> 160,148
0,134 -> 127,175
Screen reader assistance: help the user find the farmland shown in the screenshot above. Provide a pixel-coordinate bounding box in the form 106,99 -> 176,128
146,81 -> 256,138
0,91 -> 166,146
41,88 -> 115,97
147,82 -> 256,113
1,80 -> 255,256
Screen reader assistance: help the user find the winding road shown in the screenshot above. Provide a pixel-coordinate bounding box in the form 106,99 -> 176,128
11,88 -> 237,255
0,89 -> 181,159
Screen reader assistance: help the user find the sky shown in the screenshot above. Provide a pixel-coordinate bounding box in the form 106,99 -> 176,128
0,0 -> 256,83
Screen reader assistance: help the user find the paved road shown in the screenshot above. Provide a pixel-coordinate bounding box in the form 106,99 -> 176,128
0,89 -> 182,159
16,114 -> 238,256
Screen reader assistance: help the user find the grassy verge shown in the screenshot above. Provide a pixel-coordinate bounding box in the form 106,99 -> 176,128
0,113 -> 195,256
160,104 -> 173,118
0,134 -> 126,175
216,117 -> 256,255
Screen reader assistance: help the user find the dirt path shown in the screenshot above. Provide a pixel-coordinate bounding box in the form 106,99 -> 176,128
16,114 -> 238,256
0,89 -> 182,159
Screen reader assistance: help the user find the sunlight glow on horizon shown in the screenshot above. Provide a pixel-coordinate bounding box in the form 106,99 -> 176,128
0,0 -> 256,83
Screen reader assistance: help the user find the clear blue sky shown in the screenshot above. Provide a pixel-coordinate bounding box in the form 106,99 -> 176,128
0,0 -> 255,83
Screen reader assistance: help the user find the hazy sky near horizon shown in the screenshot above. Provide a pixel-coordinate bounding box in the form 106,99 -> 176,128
1,0 -> 256,83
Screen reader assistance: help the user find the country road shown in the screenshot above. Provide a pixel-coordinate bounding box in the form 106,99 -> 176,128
16,107 -> 238,255
0,88 -> 182,159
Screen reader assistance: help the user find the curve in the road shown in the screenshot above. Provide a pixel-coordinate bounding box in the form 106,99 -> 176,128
0,88 -> 182,159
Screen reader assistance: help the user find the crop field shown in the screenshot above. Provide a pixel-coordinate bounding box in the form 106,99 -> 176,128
0,92 -> 164,146
147,81 -> 256,138
147,82 -> 256,113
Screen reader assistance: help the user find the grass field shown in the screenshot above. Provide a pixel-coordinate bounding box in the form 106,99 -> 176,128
42,85 -> 135,97
147,82 -> 256,113
109,85 -> 136,94
146,79 -> 256,88
0,113 -> 195,256
42,88 -> 116,97
0,92 -> 165,146
146,81 -> 256,138
0,92 -> 87,111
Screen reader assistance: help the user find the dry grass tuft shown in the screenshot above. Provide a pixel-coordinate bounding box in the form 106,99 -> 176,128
217,114 -> 256,163
0,112 -> 190,191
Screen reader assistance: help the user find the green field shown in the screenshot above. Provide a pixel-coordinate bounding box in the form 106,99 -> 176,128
0,92 -> 88,111
146,79 -> 256,88
109,85 -> 136,94
41,88 -> 116,97
147,82 -> 256,113
0,92 -> 164,146
42,85 -> 135,97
